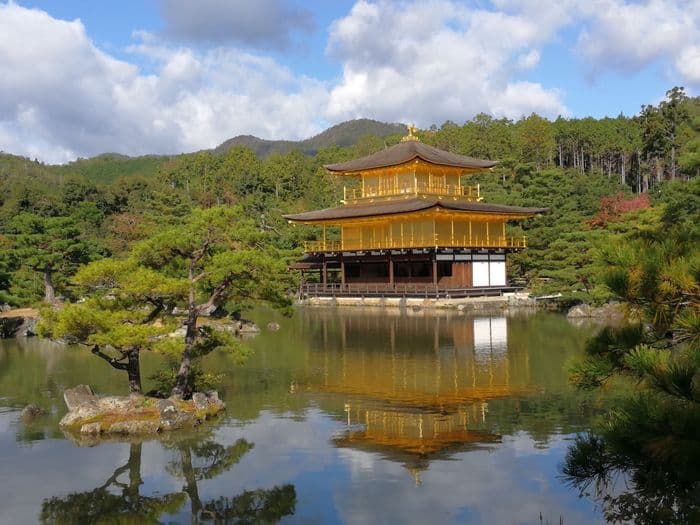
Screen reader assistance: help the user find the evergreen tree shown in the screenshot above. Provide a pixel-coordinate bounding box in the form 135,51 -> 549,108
564,217 -> 700,524
6,213 -> 105,304
133,206 -> 293,398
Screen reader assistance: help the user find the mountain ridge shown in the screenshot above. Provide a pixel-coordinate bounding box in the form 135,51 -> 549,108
213,118 -> 407,157
0,118 -> 408,183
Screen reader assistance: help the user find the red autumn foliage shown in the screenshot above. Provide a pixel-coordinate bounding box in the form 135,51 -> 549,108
587,192 -> 651,228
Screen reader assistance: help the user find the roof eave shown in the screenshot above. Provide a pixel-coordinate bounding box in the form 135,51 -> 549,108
324,155 -> 498,173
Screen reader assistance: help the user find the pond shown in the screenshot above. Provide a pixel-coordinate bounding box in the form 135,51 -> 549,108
0,307 -> 609,524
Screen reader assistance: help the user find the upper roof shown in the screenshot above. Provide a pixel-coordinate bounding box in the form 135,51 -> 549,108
283,198 -> 547,223
324,140 -> 498,173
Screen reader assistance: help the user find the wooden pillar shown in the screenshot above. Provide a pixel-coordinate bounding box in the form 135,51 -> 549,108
432,256 -> 438,286
433,214 -> 437,247
322,259 -> 327,286
389,253 -> 394,287
340,254 -> 345,286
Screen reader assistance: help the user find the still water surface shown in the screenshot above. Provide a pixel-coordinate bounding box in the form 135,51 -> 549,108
0,308 -> 608,524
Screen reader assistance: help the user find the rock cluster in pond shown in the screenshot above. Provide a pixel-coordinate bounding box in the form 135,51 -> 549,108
167,319 -> 260,339
59,385 -> 225,437
566,302 -> 626,323
0,308 -> 39,338
20,404 -> 45,422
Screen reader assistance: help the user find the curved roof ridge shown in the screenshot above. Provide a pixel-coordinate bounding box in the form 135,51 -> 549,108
283,198 -> 547,223
324,141 -> 497,173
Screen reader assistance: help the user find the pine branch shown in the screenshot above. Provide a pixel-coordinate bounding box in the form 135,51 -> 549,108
90,345 -> 129,371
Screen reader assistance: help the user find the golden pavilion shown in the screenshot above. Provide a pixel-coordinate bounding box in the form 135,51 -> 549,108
284,126 -> 546,297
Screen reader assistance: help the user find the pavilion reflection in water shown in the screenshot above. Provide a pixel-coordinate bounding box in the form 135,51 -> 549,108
302,310 -> 532,484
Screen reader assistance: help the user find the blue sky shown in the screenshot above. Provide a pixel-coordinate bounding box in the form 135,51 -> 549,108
1,0 -> 697,162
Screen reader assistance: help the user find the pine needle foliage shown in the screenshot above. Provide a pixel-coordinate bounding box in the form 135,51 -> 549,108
564,213 -> 700,523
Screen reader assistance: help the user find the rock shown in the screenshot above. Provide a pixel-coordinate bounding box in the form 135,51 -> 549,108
238,322 -> 260,334
567,302 -> 625,323
97,396 -> 135,412
1,317 -> 24,337
64,385 -> 96,410
205,390 -> 221,406
17,317 -> 37,337
80,422 -> 102,435
157,398 -> 177,415
192,392 -> 209,410
108,420 -> 160,434
590,302 -> 626,322
59,386 -> 225,439
266,322 -> 281,331
160,402 -> 197,431
566,304 -> 593,318
21,404 -> 45,421
59,402 -> 102,428
0,315 -> 38,338
168,326 -> 187,338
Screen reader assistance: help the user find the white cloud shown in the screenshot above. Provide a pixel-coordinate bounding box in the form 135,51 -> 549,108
517,50 -> 540,70
326,0 -> 568,126
575,0 -> 698,74
157,0 -> 314,50
677,45 -> 700,84
0,3 -> 326,163
1,1 -> 699,163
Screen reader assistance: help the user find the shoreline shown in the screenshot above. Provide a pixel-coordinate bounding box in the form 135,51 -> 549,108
296,292 -> 544,311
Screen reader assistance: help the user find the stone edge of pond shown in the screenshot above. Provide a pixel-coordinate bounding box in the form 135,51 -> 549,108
59,385 -> 225,443
297,294 -> 538,310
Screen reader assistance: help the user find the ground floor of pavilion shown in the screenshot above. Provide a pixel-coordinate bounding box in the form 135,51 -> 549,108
290,248 -> 521,298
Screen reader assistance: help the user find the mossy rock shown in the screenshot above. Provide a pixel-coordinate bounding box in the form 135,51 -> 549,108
59,385 -> 226,440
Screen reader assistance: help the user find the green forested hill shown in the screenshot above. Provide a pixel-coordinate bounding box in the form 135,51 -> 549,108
213,118 -> 407,157
0,88 -> 698,306
54,153 -> 172,184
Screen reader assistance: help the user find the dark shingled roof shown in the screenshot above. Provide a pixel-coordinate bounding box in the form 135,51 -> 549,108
284,198 -> 547,223
324,140 -> 498,173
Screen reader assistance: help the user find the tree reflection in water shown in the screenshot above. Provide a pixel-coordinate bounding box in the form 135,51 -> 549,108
562,396 -> 700,524
563,434 -> 699,524
40,442 -> 185,524
40,438 -> 296,524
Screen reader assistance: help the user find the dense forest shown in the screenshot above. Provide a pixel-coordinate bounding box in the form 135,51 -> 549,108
1,87 -> 699,307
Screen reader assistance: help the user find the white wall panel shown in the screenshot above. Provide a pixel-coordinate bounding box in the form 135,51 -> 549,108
489,261 -> 506,286
473,261 -> 490,286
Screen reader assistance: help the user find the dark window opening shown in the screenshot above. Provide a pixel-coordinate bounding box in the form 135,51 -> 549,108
363,262 -> 388,278
345,263 -> 361,278
411,262 -> 431,278
438,262 -> 453,278
394,262 -> 410,278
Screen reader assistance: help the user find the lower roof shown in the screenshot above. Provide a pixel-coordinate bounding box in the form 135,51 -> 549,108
283,198 -> 547,223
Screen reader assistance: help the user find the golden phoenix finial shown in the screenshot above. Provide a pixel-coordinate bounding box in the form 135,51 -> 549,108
402,123 -> 419,142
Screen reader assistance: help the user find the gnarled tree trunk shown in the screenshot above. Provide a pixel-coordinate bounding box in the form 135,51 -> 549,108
126,347 -> 142,394
43,266 -> 56,305
172,263 -> 198,399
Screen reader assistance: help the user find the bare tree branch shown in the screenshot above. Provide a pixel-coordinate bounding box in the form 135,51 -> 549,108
196,276 -> 233,314
91,345 -> 129,371
142,298 -> 165,324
